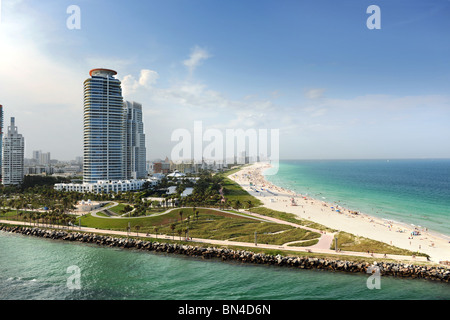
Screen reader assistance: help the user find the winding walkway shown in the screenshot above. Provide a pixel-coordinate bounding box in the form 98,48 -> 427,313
88,203 -> 335,250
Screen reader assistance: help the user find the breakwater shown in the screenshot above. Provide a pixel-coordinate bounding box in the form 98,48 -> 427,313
1,225 -> 449,283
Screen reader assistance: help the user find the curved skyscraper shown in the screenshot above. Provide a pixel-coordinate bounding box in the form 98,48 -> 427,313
124,101 -> 147,179
83,69 -> 125,183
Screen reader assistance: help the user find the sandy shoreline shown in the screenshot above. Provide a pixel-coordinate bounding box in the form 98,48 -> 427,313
229,162 -> 450,264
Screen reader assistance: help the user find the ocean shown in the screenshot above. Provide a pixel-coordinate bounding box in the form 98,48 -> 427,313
0,231 -> 449,300
265,159 -> 450,237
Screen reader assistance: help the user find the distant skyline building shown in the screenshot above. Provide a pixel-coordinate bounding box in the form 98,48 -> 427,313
124,101 -> 147,179
2,117 -> 25,186
32,150 -> 51,165
83,68 -> 125,183
0,105 -> 3,173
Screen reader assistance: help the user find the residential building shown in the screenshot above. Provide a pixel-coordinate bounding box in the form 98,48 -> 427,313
55,179 -> 157,194
83,68 -> 125,183
55,69 -> 152,194
0,105 -> 3,173
124,101 -> 147,179
2,117 -> 25,186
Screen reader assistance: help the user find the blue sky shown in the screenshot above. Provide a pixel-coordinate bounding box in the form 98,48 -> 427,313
0,0 -> 449,161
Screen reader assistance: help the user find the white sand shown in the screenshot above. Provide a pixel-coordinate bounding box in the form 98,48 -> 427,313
229,162 -> 450,264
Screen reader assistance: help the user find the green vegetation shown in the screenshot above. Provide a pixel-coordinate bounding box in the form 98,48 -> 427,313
221,165 -> 250,177
288,239 -> 320,247
331,232 -> 429,257
76,208 -> 322,246
249,207 -> 336,232
219,176 -> 262,208
233,228 -> 321,245
108,203 -> 132,215
0,210 -> 77,229
21,175 -> 73,189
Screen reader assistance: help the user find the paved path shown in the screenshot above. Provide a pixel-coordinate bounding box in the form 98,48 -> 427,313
234,209 -> 336,250
0,219 -> 428,263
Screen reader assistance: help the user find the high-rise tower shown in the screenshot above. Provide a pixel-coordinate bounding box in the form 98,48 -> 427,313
124,101 -> 147,179
2,117 -> 24,186
0,105 -> 3,174
83,68 -> 125,183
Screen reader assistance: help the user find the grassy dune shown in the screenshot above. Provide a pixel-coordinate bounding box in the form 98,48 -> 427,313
76,207 -> 326,246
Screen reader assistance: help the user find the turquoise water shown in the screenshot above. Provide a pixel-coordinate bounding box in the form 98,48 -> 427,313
0,232 -> 449,300
265,159 -> 450,237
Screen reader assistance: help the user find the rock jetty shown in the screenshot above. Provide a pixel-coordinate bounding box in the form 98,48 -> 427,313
1,225 -> 449,282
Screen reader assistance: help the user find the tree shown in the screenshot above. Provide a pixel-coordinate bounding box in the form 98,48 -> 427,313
233,200 -> 242,211
170,223 -> 176,240
135,225 -> 141,236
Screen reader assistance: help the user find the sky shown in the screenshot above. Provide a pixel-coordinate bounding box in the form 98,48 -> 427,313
0,0 -> 449,161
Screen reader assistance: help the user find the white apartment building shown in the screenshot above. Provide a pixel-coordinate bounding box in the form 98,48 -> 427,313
2,117 -> 25,186
54,179 -> 158,194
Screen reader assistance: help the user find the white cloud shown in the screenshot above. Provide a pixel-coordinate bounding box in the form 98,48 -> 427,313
304,88 -> 326,100
183,46 -> 212,74
139,69 -> 159,87
121,69 -> 160,95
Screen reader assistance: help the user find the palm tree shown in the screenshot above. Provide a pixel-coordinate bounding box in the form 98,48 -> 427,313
233,200 -> 242,211
170,223 -> 176,240
135,225 -> 141,236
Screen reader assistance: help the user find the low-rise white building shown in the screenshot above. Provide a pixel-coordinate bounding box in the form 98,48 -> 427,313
55,179 -> 158,194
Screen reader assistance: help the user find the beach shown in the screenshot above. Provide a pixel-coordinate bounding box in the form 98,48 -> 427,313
229,162 -> 450,264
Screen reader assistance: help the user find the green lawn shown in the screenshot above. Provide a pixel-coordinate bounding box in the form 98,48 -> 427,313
108,203 -> 132,215
77,208 -> 298,243
287,239 -> 320,247
0,210 -> 21,218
